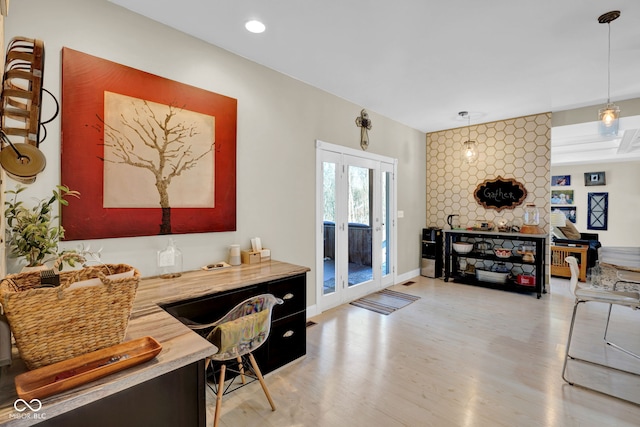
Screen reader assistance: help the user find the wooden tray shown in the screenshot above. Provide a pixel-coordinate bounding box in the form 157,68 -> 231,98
15,336 -> 162,400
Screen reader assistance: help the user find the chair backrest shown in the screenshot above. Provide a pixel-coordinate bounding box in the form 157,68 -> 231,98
202,293 -> 283,361
565,256 -> 581,297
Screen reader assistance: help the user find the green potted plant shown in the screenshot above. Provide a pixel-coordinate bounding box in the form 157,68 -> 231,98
4,185 -> 80,269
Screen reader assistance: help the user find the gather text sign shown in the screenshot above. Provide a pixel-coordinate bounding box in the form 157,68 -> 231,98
473,176 -> 527,211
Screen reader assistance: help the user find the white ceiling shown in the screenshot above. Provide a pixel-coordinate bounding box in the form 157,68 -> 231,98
108,0 -> 640,161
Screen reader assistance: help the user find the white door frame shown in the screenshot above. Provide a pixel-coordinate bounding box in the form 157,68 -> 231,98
315,140 -> 398,313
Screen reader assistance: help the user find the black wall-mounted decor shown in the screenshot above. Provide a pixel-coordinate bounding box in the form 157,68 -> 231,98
587,192 -> 608,230
473,176 -> 527,212
584,171 -> 606,186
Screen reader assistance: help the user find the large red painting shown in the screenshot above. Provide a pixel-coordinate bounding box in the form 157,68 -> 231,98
61,48 -> 236,240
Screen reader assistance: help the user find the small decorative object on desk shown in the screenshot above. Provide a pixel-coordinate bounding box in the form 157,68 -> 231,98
202,262 -> 231,271
14,336 -> 161,400
0,262 -> 140,369
229,244 -> 241,266
157,238 -> 183,278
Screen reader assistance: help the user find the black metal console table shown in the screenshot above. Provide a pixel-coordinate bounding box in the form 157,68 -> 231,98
444,230 -> 547,298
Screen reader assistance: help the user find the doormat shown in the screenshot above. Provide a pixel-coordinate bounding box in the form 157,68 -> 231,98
350,289 -> 420,315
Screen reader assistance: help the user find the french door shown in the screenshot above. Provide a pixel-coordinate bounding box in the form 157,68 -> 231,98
316,140 -> 396,312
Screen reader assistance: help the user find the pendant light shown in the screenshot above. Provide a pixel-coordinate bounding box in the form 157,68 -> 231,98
459,111 -> 478,164
597,10 -> 621,136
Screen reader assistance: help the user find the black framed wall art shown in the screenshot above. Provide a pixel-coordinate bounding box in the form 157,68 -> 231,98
587,192 -> 608,230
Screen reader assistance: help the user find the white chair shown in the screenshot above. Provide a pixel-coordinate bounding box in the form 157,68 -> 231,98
605,268 -> 640,358
187,294 -> 283,427
562,256 -> 640,400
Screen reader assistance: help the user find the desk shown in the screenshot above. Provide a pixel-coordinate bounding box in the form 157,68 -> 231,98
0,260 -> 309,427
551,245 -> 588,282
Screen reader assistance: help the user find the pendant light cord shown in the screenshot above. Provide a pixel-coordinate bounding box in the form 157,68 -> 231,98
607,22 -> 611,104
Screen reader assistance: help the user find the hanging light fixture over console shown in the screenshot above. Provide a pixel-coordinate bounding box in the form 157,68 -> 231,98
597,10 -> 621,136
459,111 -> 477,164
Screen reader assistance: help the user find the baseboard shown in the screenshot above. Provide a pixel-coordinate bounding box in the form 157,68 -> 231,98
306,304 -> 319,318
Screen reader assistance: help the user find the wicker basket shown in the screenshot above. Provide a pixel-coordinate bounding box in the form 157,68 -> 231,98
0,264 -> 140,369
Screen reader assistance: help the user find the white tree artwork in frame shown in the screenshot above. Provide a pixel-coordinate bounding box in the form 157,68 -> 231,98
102,92 -> 215,234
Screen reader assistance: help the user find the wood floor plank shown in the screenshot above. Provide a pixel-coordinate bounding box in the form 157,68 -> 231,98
210,276 -> 640,426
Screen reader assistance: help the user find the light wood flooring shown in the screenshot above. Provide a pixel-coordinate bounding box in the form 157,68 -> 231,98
207,276 -> 640,426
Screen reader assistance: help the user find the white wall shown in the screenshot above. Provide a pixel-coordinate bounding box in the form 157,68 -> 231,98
4,0 -> 426,308
550,161 -> 640,247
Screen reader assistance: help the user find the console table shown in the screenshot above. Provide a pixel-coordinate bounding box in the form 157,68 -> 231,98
444,230 -> 547,298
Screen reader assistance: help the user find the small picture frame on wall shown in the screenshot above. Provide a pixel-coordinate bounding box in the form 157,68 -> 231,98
553,206 -> 576,223
551,189 -> 574,205
551,175 -> 571,186
584,171 -> 606,186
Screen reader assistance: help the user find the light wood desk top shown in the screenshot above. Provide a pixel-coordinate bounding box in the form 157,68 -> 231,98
0,260 -> 309,426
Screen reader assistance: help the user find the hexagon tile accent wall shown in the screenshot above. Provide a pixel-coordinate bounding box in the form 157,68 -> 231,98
426,113 -> 551,233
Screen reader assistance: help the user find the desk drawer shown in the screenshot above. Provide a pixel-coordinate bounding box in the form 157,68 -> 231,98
268,274 -> 306,320
161,285 -> 260,325
266,311 -> 306,372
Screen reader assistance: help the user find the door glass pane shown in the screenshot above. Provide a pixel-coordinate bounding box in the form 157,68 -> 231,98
382,171 -> 391,277
322,161 -> 337,295
348,165 -> 373,287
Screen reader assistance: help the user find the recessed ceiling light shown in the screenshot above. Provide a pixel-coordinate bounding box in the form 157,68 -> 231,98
245,20 -> 266,34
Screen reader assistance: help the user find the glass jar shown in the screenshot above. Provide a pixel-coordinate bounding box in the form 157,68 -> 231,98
157,238 -> 183,278
523,204 -> 540,226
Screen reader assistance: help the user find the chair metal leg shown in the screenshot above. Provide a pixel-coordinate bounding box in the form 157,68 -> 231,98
603,282 -> 640,359
248,353 -> 276,411
562,301 -> 580,385
213,364 -> 226,427
563,300 -> 640,405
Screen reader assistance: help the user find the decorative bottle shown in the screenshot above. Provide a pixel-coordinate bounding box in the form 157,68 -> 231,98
157,238 -> 183,278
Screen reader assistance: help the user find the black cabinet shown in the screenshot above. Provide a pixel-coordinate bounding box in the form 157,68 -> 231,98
444,230 -> 547,298
41,360 -> 206,427
161,273 -> 307,374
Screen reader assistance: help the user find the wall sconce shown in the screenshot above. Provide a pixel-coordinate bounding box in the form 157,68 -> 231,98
597,11 -> 621,136
459,111 -> 477,164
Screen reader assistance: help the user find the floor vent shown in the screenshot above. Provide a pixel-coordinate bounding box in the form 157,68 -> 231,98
401,280 -> 416,286
306,321 -> 317,328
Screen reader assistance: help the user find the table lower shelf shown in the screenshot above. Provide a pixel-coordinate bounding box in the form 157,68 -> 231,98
445,274 -> 545,298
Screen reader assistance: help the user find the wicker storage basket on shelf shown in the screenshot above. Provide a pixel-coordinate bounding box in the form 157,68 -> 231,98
0,264 -> 140,370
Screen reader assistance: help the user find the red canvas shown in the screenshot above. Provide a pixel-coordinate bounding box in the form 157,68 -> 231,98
61,48 -> 236,240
